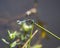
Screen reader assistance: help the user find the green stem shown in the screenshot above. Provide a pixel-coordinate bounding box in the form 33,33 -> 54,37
35,23 -> 60,40
27,26 -> 34,48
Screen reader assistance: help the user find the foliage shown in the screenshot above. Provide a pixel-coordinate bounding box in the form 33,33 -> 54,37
1,19 -> 60,48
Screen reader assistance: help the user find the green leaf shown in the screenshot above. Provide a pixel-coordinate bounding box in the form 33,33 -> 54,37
21,35 -> 25,41
32,44 -> 42,48
2,38 -> 9,44
22,23 -> 33,32
10,41 -> 17,48
8,30 -> 17,39
18,19 -> 34,32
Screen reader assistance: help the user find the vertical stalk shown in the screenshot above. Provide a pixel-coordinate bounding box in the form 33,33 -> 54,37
27,25 -> 34,48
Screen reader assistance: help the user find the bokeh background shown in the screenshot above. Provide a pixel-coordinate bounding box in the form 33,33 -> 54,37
0,0 -> 60,48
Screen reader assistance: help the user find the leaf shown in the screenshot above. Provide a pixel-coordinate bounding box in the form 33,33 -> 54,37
2,38 -> 9,44
8,30 -> 17,39
20,19 -> 34,32
32,44 -> 42,48
21,35 -> 25,41
10,41 -> 17,48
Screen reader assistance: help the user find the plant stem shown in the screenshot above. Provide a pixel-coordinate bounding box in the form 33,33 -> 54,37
22,30 -> 38,48
35,23 -> 60,40
27,30 -> 33,48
